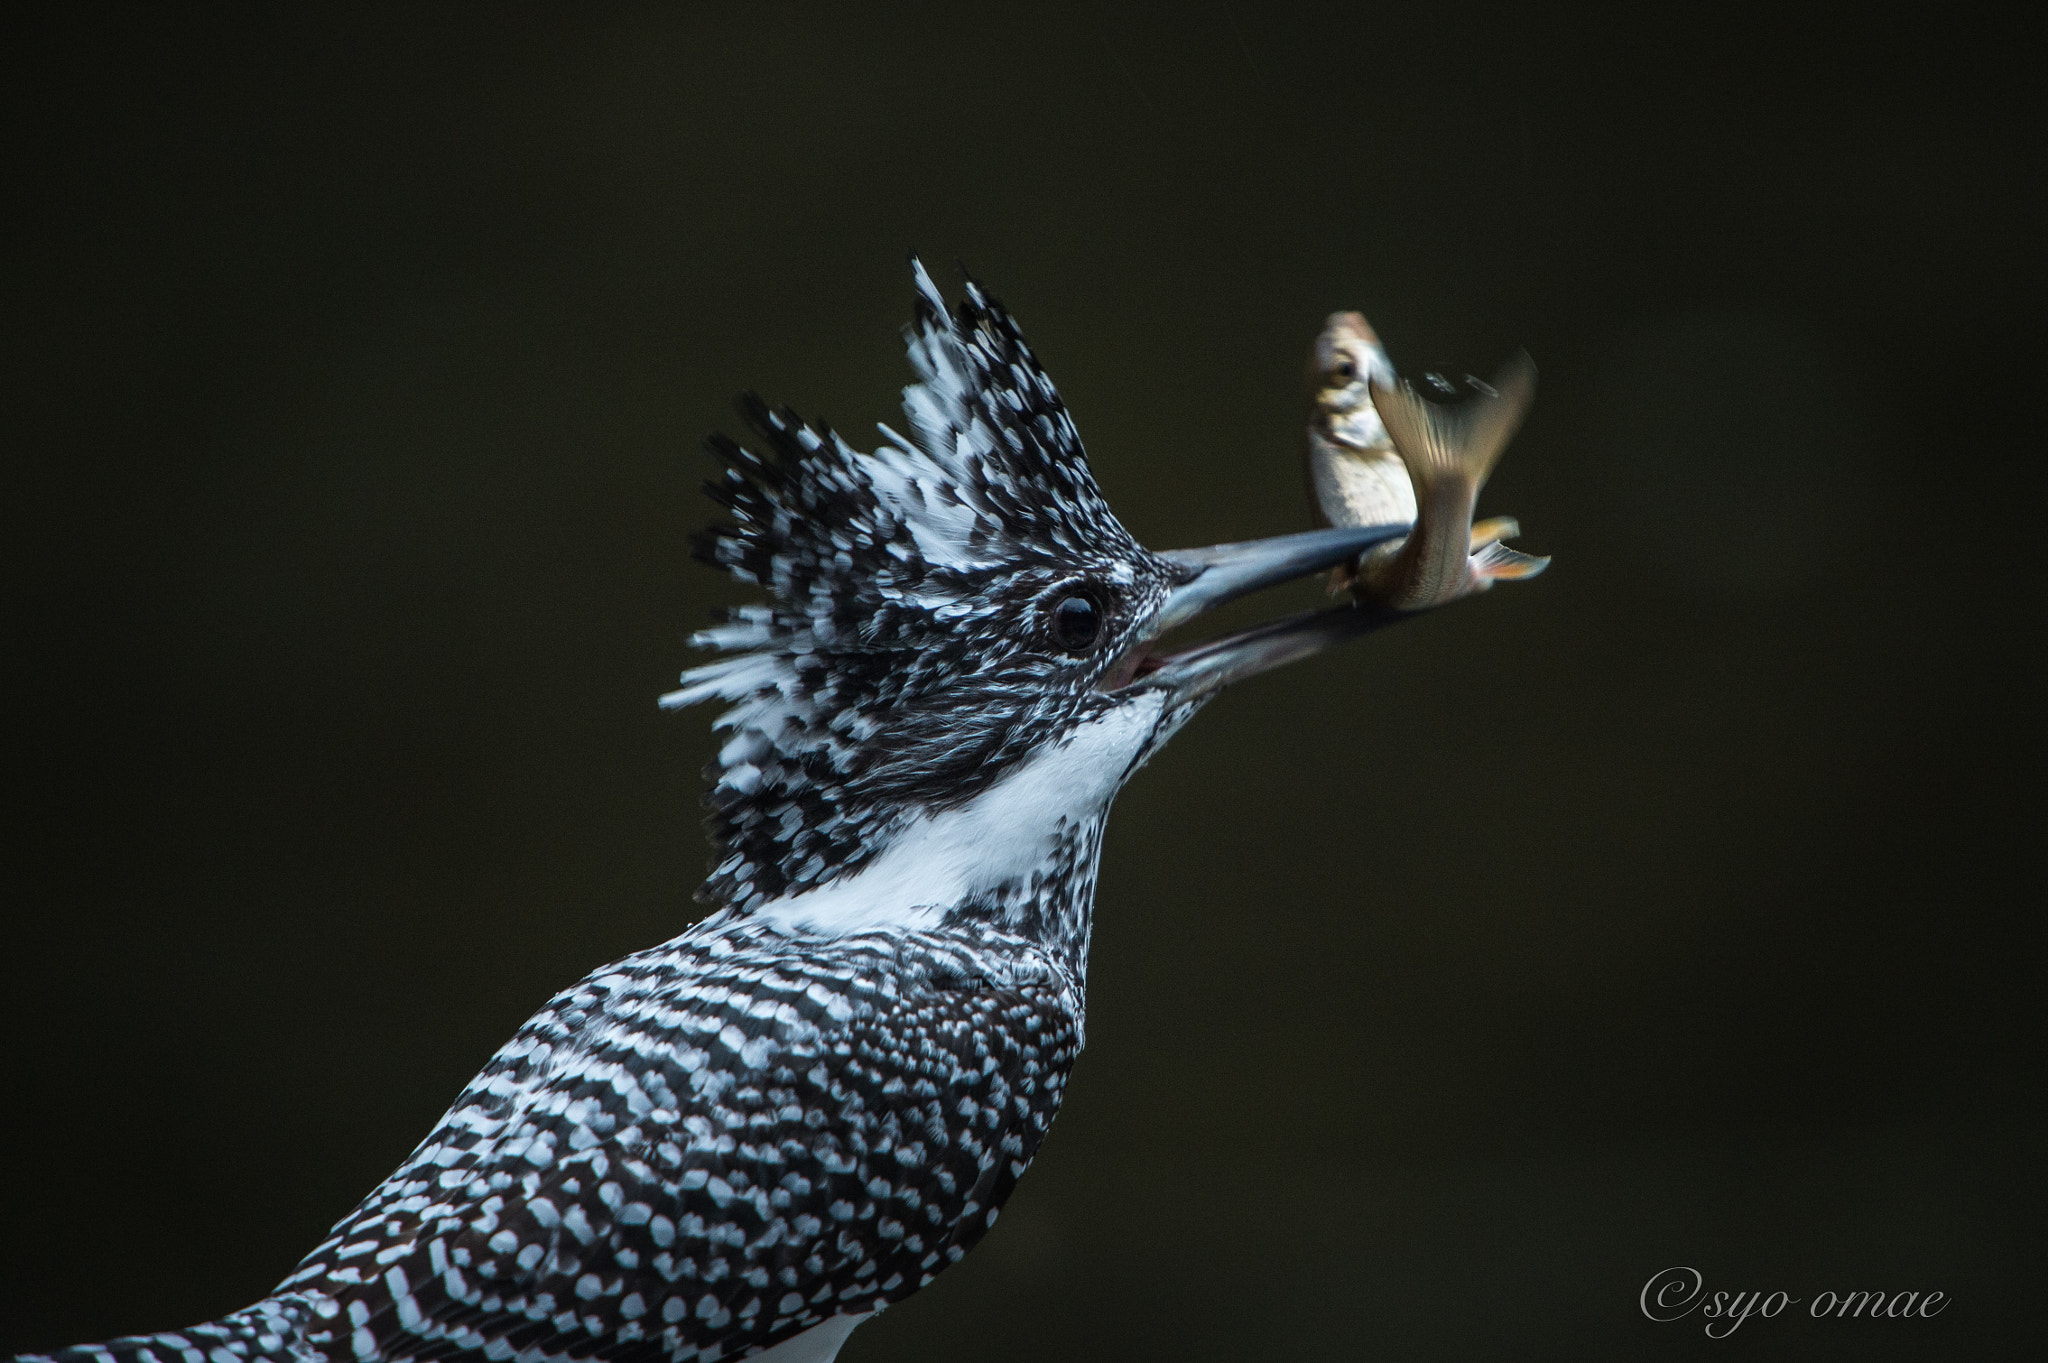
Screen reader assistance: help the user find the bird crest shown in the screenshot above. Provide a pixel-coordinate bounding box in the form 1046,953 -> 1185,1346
665,261 -> 1178,912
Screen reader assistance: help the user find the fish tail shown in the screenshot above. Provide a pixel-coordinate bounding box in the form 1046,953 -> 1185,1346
1469,515 -> 1521,550
1353,352 -> 1541,610
1471,538 -> 1550,582
1368,350 -> 1536,500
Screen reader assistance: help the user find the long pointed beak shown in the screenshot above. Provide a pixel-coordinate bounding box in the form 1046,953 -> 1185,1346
1110,522 -> 1412,701
1151,524 -> 1410,632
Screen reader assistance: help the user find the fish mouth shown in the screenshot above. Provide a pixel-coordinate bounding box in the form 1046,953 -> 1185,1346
1105,523 -> 1411,702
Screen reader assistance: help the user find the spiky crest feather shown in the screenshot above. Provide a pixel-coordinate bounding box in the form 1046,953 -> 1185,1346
663,262 -> 1179,912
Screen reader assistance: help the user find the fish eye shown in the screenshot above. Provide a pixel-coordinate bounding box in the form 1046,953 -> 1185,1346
1047,591 -> 1103,654
1330,356 -> 1358,382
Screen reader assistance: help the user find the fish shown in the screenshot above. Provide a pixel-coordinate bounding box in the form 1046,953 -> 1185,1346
1305,311 -> 1548,609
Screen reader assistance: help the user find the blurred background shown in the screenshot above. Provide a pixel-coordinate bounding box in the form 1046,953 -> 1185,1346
3,5 -> 2040,1359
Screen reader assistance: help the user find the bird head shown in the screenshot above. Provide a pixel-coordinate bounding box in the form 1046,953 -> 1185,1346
664,264 -> 1405,955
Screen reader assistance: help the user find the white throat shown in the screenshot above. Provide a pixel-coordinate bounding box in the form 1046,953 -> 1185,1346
750,692 -> 1168,937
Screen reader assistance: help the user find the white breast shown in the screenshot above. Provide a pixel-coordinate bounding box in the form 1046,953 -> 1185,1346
754,693 -> 1167,936
750,1311 -> 873,1362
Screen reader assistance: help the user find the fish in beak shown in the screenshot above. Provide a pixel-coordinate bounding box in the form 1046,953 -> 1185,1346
1110,307 -> 1553,706
1306,311 -> 1549,607
1106,521 -> 1413,703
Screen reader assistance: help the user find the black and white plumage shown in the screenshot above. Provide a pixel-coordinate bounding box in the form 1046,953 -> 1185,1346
672,263 -> 1183,960
16,263 -> 1447,1363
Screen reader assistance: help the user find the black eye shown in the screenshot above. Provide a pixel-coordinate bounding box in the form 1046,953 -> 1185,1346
1331,356 -> 1358,381
1048,592 -> 1102,654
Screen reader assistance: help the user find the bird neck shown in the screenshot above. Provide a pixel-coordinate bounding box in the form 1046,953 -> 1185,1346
730,693 -> 1169,980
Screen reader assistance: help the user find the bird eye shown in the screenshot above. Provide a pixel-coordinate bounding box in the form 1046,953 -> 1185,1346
1048,592 -> 1103,654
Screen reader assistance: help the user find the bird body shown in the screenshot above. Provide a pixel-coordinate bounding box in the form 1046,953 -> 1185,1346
271,915 -> 1083,1360
21,916 -> 1078,1363
17,265 -> 1528,1363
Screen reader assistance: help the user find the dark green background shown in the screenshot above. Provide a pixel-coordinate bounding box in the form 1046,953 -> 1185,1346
4,6 -> 2040,1359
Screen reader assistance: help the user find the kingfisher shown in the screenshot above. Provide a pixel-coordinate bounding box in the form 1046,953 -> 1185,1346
15,264 -> 1538,1363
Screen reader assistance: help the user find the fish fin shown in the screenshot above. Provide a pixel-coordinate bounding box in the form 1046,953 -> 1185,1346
1470,515 -> 1521,550
1472,538 -> 1550,582
1369,350 -> 1536,496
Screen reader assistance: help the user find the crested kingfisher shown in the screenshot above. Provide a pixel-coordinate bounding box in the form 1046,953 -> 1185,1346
16,263 -> 1539,1363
